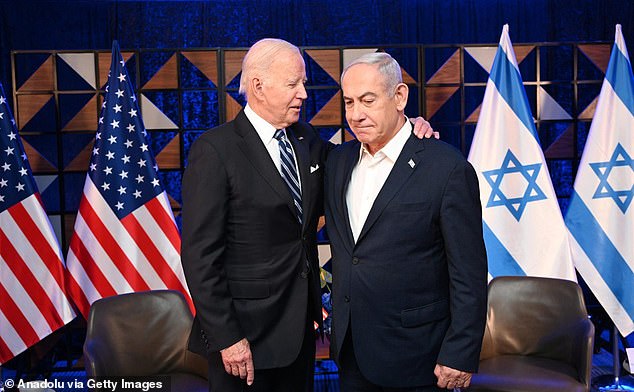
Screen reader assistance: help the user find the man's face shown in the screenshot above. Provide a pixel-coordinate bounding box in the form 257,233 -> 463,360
342,63 -> 407,154
259,50 -> 308,129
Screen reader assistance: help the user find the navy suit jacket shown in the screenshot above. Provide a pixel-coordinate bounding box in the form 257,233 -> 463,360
325,133 -> 488,388
181,110 -> 327,369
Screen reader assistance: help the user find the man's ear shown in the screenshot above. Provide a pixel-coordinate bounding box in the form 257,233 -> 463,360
251,77 -> 265,101
394,83 -> 409,111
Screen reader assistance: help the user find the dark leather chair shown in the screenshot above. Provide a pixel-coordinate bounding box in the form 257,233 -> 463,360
84,290 -> 208,391
469,276 -> 594,392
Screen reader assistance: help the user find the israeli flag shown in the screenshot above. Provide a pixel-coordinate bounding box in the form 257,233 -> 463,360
565,25 -> 634,336
468,25 -> 576,281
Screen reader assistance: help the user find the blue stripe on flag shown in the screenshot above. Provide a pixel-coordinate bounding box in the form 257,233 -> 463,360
482,221 -> 526,277
489,45 -> 539,141
605,43 -> 634,116
566,191 -> 634,320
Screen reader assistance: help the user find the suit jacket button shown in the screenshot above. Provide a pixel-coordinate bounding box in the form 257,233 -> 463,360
352,257 -> 359,265
300,271 -> 308,279
344,296 -> 350,302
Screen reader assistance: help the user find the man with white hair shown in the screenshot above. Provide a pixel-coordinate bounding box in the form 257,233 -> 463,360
182,39 -> 434,391
325,52 -> 488,391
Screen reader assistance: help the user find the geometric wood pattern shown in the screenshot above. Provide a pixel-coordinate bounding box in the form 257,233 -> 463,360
144,54 -> 178,89
64,138 -> 94,171
544,124 -> 575,159
428,50 -> 460,84
22,139 -> 57,172
155,134 -> 181,169
305,49 -> 340,84
17,55 -> 54,92
579,97 -> 599,120
425,86 -> 459,118
17,93 -> 53,129
98,52 -> 134,88
579,44 -> 611,74
10,42 -> 610,250
182,51 -> 218,86
514,45 -> 535,65
226,93 -> 243,121
62,94 -> 99,131
309,92 -> 341,126
224,50 -> 247,86
402,67 -> 416,84
466,104 -> 482,123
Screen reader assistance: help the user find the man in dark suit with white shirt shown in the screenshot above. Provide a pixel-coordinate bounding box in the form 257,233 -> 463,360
325,52 -> 488,391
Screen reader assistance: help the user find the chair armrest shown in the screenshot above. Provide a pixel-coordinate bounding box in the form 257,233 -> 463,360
479,324 -> 496,361
571,318 -> 594,390
83,340 -> 111,377
182,350 -> 208,379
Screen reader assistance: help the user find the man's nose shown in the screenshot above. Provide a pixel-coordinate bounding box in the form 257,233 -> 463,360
297,83 -> 308,100
349,103 -> 365,121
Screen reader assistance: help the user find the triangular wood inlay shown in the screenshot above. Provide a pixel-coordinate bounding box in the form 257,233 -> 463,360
182,51 -> 218,86
428,50 -> 460,84
309,92 -> 341,126
22,140 -> 57,173
224,51 -> 247,86
18,56 -> 54,92
144,54 -> 178,89
305,49 -> 341,84
155,134 -> 181,169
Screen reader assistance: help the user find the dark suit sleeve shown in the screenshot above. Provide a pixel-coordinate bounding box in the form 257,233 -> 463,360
181,137 -> 244,352
436,160 -> 488,373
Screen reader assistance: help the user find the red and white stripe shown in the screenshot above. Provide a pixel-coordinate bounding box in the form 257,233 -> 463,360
0,194 -> 76,364
66,175 -> 193,318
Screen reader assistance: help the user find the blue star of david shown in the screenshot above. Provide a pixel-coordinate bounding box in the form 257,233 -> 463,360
589,143 -> 634,214
482,150 -> 547,221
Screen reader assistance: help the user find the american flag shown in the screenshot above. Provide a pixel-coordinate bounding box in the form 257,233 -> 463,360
0,82 -> 76,364
65,41 -> 193,318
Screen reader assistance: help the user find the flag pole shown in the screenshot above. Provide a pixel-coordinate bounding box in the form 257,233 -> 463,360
592,325 -> 634,391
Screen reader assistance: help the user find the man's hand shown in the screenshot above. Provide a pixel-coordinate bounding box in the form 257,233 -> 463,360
220,338 -> 255,385
411,116 -> 439,139
434,364 -> 472,389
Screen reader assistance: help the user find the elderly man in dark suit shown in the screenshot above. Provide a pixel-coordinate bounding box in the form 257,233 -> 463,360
182,38 -> 327,392
325,52 -> 488,391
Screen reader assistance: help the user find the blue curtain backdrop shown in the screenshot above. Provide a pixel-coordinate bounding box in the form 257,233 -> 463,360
2,0 -> 634,93
2,0 -> 634,368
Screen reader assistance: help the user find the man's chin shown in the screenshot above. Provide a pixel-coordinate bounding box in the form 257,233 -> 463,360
286,114 -> 301,125
353,131 -> 370,143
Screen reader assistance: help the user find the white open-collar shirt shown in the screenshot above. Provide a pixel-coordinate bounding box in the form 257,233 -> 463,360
346,119 -> 412,242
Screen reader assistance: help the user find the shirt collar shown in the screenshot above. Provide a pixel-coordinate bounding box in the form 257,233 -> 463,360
244,103 -> 279,144
358,118 -> 412,163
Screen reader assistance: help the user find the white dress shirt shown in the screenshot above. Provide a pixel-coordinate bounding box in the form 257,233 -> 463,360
346,120 -> 412,242
244,104 -> 301,191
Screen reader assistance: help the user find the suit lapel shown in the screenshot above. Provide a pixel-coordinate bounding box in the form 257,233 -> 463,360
233,111 -> 296,217
356,135 -> 425,244
339,141 -> 360,250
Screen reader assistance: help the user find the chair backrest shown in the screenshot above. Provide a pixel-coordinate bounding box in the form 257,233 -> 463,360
481,276 -> 590,363
84,290 -> 195,377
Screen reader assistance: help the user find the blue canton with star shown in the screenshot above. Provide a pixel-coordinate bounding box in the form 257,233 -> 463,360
590,143 -> 634,214
482,149 -> 547,221
0,83 -> 39,214
89,42 -> 164,220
